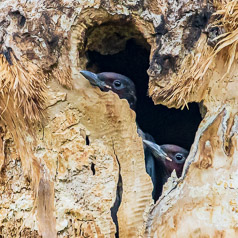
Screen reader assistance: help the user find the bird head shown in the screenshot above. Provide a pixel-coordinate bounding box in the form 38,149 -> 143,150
143,140 -> 188,177
80,70 -> 137,110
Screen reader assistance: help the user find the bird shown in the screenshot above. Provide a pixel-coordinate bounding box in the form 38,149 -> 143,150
80,71 -> 137,110
143,140 -> 188,196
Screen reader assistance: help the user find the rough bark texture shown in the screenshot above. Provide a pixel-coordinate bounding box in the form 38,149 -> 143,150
0,0 -> 236,237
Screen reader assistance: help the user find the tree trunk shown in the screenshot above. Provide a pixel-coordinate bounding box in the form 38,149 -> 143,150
0,0 -> 236,237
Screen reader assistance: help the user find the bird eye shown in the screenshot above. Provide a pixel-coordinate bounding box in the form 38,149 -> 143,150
175,153 -> 184,161
113,80 -> 122,88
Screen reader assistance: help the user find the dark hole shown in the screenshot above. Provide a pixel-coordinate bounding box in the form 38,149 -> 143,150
2,47 -> 13,65
91,163 -> 96,175
86,135 -> 90,145
10,11 -> 26,27
19,15 -> 26,27
86,37 -> 202,150
47,36 -> 59,49
191,9 -> 211,28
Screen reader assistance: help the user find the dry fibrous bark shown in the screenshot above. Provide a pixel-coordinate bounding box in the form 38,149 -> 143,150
0,0 -> 237,237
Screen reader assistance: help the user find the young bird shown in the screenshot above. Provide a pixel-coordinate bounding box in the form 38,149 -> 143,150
143,140 -> 188,188
80,71 -> 137,110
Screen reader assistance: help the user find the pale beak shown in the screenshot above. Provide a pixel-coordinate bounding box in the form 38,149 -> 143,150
143,139 -> 172,162
80,70 -> 110,89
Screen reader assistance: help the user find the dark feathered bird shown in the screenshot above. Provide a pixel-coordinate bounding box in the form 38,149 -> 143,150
143,139 -> 188,199
80,71 -> 137,110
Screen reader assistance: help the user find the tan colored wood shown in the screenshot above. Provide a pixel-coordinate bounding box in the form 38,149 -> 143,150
1,0 -> 235,237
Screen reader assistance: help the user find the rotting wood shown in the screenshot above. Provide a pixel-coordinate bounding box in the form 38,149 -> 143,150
1,0 -> 237,237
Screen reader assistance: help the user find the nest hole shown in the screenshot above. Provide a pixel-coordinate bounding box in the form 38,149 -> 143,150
91,163 -> 96,175
85,135 -> 90,146
84,22 -> 202,150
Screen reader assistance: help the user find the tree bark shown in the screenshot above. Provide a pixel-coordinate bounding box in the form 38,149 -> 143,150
0,0 -> 236,237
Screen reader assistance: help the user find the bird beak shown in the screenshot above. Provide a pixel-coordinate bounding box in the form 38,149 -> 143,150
143,139 -> 172,162
80,70 -> 111,90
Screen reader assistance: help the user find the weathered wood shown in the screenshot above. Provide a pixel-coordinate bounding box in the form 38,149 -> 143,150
1,0 -> 237,237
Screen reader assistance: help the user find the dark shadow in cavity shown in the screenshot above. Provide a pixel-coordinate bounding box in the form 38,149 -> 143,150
86,38 -> 202,150
91,163 -> 95,175
86,135 -> 90,145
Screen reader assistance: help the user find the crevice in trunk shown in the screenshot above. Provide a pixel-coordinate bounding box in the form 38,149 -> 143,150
111,142 -> 123,238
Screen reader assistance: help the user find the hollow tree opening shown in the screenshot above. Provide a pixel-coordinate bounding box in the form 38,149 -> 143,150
83,21 -> 202,150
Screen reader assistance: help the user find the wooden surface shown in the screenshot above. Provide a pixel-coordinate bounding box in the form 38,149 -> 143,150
1,0 -> 237,237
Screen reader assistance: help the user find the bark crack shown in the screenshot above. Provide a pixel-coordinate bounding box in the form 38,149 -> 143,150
110,139 -> 122,238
